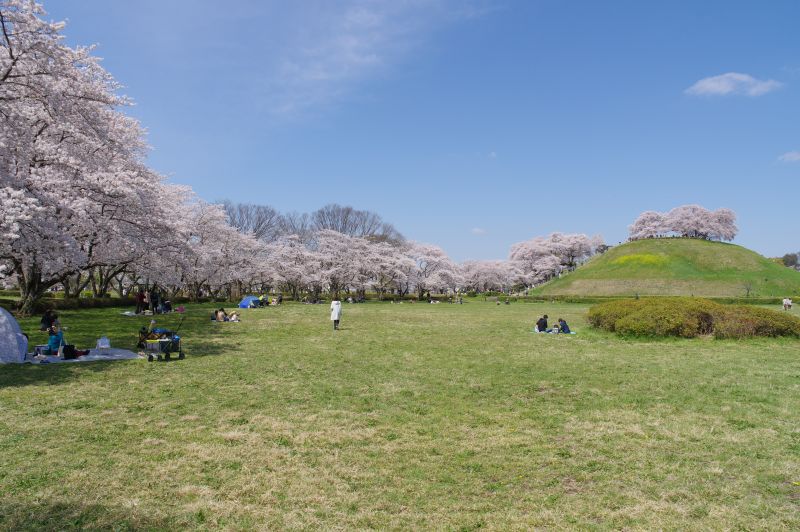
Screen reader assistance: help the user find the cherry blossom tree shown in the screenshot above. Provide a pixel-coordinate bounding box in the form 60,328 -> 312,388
408,242 -> 457,298
461,261 -> 521,292
314,229 -> 361,299
0,0 -> 189,312
157,199 -> 261,300
370,241 -> 416,298
628,205 -> 737,241
266,235 -> 315,300
509,232 -> 600,287
629,211 -> 667,240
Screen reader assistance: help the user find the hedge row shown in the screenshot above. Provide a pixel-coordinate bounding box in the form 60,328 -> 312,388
587,297 -> 800,339
0,296 -> 236,313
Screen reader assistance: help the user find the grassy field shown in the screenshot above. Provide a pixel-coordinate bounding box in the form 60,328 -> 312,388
1,301 -> 799,529
536,238 -> 800,297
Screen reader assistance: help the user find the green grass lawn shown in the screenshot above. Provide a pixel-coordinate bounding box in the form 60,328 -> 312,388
2,301 -> 799,529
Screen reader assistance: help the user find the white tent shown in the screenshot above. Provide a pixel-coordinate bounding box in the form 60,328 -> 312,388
0,306 -> 27,363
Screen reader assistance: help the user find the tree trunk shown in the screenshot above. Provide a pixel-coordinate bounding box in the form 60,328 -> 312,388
89,267 -> 100,297
17,264 -> 47,316
94,265 -> 127,297
115,274 -> 125,298
63,272 -> 90,299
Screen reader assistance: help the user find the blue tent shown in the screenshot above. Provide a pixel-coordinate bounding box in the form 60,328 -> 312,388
0,306 -> 28,363
238,295 -> 261,308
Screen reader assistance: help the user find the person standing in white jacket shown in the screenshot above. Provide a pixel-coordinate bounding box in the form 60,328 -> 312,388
330,298 -> 342,330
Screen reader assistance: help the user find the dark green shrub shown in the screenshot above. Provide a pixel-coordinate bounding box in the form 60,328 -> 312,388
613,299 -> 718,338
714,306 -> 800,338
588,297 -> 800,339
587,299 -> 643,332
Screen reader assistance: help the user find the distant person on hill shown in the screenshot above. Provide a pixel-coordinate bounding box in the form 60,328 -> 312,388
330,298 -> 342,330
558,318 -> 571,334
535,314 -> 549,333
783,297 -> 793,311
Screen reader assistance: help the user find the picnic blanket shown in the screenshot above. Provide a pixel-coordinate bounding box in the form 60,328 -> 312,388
25,348 -> 141,364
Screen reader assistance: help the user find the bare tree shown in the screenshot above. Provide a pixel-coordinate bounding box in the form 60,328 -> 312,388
742,281 -> 755,298
221,201 -> 284,243
311,204 -> 403,243
281,211 -> 313,243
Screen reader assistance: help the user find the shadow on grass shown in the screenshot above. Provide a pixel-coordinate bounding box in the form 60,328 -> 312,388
2,307 -> 238,389
0,499 -> 179,530
0,340 -> 235,389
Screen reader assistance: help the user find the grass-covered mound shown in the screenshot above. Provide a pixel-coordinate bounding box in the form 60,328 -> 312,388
588,297 -> 800,338
535,238 -> 800,297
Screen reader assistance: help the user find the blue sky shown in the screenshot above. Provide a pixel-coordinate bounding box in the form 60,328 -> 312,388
46,0 -> 799,261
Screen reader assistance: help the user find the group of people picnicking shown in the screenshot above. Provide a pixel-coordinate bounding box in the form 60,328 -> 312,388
212,293 -> 284,322
212,308 -> 241,322
133,288 -> 172,315
258,293 -> 283,306
534,314 -> 572,334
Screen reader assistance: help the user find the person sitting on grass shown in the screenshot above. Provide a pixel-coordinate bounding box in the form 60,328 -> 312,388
45,323 -> 65,356
535,314 -> 550,333
557,318 -> 571,334
214,308 -> 229,322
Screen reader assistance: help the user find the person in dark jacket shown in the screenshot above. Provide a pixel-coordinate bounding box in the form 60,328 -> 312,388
535,314 -> 549,333
558,318 -> 571,334
135,290 -> 145,314
40,310 -> 57,331
149,289 -> 160,314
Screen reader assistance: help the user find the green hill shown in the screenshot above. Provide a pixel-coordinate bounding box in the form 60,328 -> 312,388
534,238 -> 800,298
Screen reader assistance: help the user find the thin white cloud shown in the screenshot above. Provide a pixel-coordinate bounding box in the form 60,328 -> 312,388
471,227 -> 488,235
685,72 -> 783,97
778,151 -> 800,162
488,151 -> 497,159
264,1 -> 495,117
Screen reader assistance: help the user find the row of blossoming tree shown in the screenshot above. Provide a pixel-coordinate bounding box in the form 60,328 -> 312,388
628,205 -> 738,241
0,1 -> 608,313
1,2 -> 739,313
